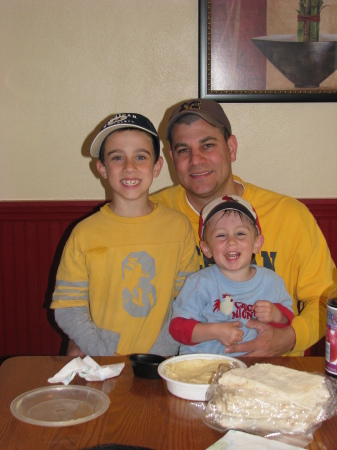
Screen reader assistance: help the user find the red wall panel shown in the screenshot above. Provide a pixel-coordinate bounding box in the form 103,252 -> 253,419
0,199 -> 336,359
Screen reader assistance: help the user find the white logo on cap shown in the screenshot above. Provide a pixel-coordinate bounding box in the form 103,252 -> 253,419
106,114 -> 129,127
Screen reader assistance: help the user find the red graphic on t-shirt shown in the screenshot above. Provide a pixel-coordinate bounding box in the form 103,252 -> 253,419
232,302 -> 254,320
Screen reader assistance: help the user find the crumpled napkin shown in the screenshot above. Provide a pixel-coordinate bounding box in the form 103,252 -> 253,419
48,355 -> 125,385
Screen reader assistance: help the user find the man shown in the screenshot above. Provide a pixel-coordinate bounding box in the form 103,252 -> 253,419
152,98 -> 336,356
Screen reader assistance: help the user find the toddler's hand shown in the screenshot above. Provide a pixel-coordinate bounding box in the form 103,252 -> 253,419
253,300 -> 282,323
216,321 -> 244,346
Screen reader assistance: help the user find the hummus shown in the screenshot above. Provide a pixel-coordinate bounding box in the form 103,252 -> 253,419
164,358 -> 239,384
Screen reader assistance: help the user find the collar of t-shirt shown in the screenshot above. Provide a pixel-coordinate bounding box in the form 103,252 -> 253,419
185,180 -> 245,215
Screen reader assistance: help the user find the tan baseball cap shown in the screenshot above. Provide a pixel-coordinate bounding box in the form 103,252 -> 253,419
199,194 -> 262,239
166,98 -> 232,140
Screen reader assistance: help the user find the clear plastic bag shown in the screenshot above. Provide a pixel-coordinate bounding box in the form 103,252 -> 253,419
195,363 -> 337,448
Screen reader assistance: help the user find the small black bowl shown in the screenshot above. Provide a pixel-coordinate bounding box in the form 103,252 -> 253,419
129,354 -> 166,379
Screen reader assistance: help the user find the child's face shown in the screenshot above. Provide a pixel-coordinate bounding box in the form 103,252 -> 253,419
96,129 -> 163,204
200,210 -> 264,280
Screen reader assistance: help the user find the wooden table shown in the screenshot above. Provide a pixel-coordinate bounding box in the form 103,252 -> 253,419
0,356 -> 336,449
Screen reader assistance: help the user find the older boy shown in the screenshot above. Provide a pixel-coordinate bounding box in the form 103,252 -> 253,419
51,113 -> 199,356
169,195 -> 293,356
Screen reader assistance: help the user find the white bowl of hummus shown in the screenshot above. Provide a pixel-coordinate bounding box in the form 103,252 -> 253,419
158,353 -> 246,401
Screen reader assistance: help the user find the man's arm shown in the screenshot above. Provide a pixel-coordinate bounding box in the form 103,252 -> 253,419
54,306 -> 120,356
225,320 -> 296,356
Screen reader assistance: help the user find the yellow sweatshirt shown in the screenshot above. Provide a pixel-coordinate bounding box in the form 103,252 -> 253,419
51,203 -> 199,354
151,177 -> 337,355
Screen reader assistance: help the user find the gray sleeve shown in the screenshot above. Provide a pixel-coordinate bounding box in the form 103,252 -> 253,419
54,307 -> 120,356
148,309 -> 180,357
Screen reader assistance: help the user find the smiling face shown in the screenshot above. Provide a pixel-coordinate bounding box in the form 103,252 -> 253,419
169,118 -> 238,212
200,210 -> 264,281
96,129 -> 163,215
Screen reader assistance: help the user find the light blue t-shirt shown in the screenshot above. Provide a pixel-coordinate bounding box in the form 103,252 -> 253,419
172,265 -> 293,356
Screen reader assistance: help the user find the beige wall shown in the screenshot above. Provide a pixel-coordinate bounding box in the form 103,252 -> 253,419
1,0 -> 336,201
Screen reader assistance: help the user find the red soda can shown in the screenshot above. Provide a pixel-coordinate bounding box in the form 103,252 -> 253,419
326,297 -> 337,377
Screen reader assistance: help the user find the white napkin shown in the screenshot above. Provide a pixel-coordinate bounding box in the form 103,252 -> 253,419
206,430 -> 303,449
48,356 -> 125,385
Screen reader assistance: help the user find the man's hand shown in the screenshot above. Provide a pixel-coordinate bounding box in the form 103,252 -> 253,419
225,319 -> 296,356
67,339 -> 86,357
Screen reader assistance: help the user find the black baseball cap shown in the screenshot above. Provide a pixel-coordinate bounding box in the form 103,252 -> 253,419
90,113 -> 160,159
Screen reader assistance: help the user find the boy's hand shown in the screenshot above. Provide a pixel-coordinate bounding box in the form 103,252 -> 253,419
253,300 -> 283,323
67,339 -> 86,357
214,321 -> 244,346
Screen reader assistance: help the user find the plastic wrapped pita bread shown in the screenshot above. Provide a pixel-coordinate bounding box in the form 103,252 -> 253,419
203,364 -> 337,446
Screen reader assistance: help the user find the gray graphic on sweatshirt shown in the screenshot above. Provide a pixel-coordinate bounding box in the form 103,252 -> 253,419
122,251 -> 156,317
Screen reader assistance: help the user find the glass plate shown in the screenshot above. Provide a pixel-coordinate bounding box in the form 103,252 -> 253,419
10,385 -> 110,427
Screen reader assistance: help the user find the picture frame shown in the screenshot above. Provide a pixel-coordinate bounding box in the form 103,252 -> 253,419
199,0 -> 337,102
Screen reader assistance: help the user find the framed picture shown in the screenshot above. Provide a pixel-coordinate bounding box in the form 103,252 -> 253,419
199,0 -> 337,102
